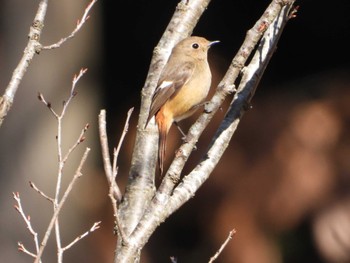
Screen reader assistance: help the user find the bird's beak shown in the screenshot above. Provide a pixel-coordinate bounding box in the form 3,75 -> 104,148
208,40 -> 220,47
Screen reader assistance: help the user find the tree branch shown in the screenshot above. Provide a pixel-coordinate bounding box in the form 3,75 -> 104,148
34,147 -> 90,263
13,192 -> 41,260
112,1 -> 296,261
119,0 -> 213,242
167,0 -> 294,212
208,229 -> 236,263
0,0 -> 97,127
0,0 -> 48,126
98,110 -> 123,202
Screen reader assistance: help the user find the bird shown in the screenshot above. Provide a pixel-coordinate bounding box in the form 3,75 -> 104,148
145,36 -> 219,175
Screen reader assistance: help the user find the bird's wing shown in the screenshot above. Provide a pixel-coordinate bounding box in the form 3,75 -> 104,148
145,61 -> 195,125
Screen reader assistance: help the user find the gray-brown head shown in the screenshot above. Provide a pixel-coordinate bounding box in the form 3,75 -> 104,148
172,36 -> 219,61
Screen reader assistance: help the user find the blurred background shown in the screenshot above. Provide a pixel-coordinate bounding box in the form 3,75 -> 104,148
1,0 -> 350,262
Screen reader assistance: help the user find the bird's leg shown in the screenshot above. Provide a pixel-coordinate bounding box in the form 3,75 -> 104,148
174,121 -> 197,151
191,101 -> 209,111
174,121 -> 187,141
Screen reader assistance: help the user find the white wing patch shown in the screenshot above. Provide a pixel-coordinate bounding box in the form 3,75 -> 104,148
158,80 -> 173,90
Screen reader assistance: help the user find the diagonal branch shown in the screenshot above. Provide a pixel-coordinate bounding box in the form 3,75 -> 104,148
158,0 -> 295,199
0,0 -> 97,127
208,229 -> 236,263
0,0 -> 48,126
168,0 -> 295,215
41,0 -> 98,50
62,221 -> 101,251
114,1 -> 296,261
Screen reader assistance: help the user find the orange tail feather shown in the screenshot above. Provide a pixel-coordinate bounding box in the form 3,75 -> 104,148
158,124 -> 167,175
156,111 -> 170,176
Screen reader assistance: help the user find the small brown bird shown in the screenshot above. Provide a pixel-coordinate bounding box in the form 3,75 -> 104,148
145,36 -> 219,175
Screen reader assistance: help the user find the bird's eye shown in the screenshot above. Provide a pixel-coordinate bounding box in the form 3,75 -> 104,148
192,43 -> 199,49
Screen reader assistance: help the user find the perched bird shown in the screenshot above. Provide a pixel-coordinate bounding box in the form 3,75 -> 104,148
145,36 -> 219,175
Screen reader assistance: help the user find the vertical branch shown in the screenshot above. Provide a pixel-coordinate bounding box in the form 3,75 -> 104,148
98,110 -> 122,201
35,69 -> 90,262
53,69 -> 87,262
119,0 -> 213,244
98,108 -> 133,245
34,148 -> 90,263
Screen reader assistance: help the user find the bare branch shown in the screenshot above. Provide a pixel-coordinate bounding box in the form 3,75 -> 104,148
13,192 -> 40,257
99,108 -> 134,244
113,107 -> 134,178
208,229 -> 236,263
29,182 -> 54,203
62,221 -> 101,251
159,0 -> 295,197
37,92 -> 59,118
119,1 -> 213,250
0,0 -> 48,126
111,108 -> 134,244
0,0 -> 97,127
41,0 -> 98,50
34,147 -> 90,263
165,0 -> 295,217
112,1 -> 296,261
18,242 -> 37,258
8,1 -> 98,261
109,180 -> 128,245
51,68 -> 87,205
62,123 -> 90,164
98,110 -> 122,201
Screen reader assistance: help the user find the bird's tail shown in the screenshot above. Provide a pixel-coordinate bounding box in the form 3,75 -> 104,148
158,122 -> 167,176
156,113 -> 168,176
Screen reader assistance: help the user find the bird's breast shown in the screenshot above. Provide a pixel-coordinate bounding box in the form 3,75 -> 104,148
163,63 -> 211,122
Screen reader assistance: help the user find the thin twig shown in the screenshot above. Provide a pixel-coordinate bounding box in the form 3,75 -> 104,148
13,192 -> 41,258
41,0 -> 98,50
61,68 -> 88,117
110,112 -> 134,244
34,147 -> 90,263
29,181 -> 54,203
37,92 -> 58,117
18,242 -> 37,258
62,221 -> 101,251
62,123 -> 90,164
110,196 -> 129,245
99,108 -> 134,244
208,229 -> 236,263
98,110 -> 122,201
112,107 -> 134,178
50,68 -> 88,262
